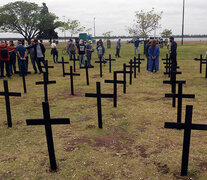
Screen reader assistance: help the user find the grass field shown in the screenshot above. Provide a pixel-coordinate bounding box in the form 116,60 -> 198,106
0,42 -> 207,179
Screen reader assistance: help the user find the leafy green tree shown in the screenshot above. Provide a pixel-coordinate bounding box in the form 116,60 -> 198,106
128,8 -> 163,38
161,29 -> 172,38
60,19 -> 85,37
0,1 -> 60,42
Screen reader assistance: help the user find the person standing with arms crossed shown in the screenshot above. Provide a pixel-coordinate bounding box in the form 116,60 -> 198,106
169,37 -> 177,71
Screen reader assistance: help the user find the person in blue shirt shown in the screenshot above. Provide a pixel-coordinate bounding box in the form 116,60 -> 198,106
134,37 -> 141,55
115,39 -> 121,58
148,39 -> 160,73
169,37 -> 177,69
16,40 -> 27,76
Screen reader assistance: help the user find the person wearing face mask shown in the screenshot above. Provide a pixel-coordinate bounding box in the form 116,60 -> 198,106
169,37 -> 177,69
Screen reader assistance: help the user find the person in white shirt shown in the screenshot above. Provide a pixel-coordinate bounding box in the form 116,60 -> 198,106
51,40 -> 58,63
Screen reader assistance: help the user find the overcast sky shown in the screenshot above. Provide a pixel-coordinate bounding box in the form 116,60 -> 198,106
0,0 -> 207,38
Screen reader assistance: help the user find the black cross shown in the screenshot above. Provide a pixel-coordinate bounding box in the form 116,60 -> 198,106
134,54 -> 145,73
57,57 -> 69,77
126,59 -> 138,82
105,71 -> 125,107
163,61 -> 180,78
26,101 -> 70,171
36,72 -> 56,102
80,61 -> 94,85
165,105 -> 207,176
105,54 -> 116,73
163,70 -> 186,108
64,66 -> 80,95
162,54 -> 170,73
15,64 -> 31,93
41,60 -> 54,74
0,80 -> 21,127
69,55 -> 79,72
165,82 -> 195,123
85,82 -> 113,128
194,54 -> 207,74
95,56 -> 107,78
115,64 -> 133,94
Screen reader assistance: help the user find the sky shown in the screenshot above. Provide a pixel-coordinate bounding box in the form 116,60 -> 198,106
0,0 -> 207,38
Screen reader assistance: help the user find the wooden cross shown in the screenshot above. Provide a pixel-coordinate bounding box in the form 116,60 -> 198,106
134,54 -> 145,73
80,61 -> 94,85
105,71 -> 125,107
162,54 -> 170,73
0,80 -> 21,127
15,64 -> 31,93
165,105 -> 207,176
41,60 -> 54,74
163,70 -> 186,108
126,59 -> 138,81
57,57 -> 69,77
64,66 -> 80,95
36,72 -> 56,102
105,54 -> 116,73
85,82 -> 113,128
26,101 -> 70,171
194,54 -> 207,74
165,83 -> 195,123
69,55 -> 79,72
163,61 -> 180,78
95,56 -> 107,78
115,64 -> 133,94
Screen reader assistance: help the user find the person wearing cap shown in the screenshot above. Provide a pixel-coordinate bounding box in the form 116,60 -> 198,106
16,40 -> 27,76
115,39 -> 121,58
77,40 -> 86,68
0,40 -> 15,78
169,37 -> 177,68
86,41 -> 94,67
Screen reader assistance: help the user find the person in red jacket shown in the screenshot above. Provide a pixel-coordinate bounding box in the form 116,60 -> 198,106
0,40 -> 15,78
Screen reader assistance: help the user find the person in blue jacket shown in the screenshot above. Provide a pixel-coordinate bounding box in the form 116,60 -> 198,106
148,39 -> 160,73
134,37 -> 141,55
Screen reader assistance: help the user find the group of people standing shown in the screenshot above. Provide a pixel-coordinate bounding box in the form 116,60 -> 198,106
145,36 -> 177,73
66,39 -> 105,68
0,38 -> 46,78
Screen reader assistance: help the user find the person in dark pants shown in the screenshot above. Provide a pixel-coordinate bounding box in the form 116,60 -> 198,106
0,40 -> 14,78
169,37 -> 177,71
16,40 -> 27,76
26,39 -> 46,74
51,40 -> 58,63
115,39 -> 121,58
9,41 -> 17,74
28,39 -> 38,73
86,41 -> 94,67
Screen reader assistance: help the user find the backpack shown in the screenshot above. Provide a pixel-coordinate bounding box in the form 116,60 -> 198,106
1,47 -> 8,58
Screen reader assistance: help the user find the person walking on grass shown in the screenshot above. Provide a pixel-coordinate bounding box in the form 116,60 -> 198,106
148,39 -> 160,73
51,40 -> 58,63
77,40 -> 86,68
115,38 -> 121,58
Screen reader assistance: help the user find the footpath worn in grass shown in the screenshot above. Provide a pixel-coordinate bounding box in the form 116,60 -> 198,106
0,42 -> 207,179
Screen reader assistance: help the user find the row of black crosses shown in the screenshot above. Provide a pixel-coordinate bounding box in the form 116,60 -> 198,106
162,55 -> 207,177
0,54 -> 144,172
194,54 -> 207,78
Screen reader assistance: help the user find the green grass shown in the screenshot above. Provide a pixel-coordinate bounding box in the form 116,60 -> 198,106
0,42 -> 207,179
